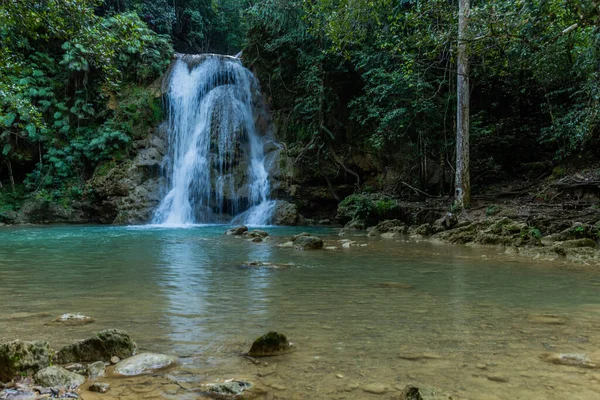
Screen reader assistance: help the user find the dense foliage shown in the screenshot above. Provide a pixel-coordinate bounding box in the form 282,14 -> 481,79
1,0 -> 599,218
245,0 -> 600,194
0,0 -> 173,212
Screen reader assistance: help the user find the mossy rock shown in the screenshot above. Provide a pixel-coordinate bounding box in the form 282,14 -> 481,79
34,366 -> 86,388
54,329 -> 135,364
0,340 -> 53,382
248,332 -> 291,357
292,235 -> 323,250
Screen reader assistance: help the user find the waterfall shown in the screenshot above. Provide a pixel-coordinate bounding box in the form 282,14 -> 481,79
152,54 -> 277,226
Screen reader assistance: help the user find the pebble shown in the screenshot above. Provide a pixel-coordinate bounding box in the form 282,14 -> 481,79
110,356 -> 120,365
161,384 -> 180,395
269,383 -> 287,391
363,383 -> 387,394
486,375 -> 509,383
344,383 -> 359,392
336,374 -> 344,379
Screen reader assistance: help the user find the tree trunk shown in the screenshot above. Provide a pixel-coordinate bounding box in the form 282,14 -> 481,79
7,161 -> 15,192
455,0 -> 471,208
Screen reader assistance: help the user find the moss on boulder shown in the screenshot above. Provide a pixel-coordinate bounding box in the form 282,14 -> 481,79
0,340 -> 53,382
54,329 -> 135,364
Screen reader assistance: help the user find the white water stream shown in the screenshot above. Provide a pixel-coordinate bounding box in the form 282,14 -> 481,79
152,54 -> 275,226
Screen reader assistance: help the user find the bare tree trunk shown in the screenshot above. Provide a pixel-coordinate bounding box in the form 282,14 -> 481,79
455,0 -> 471,208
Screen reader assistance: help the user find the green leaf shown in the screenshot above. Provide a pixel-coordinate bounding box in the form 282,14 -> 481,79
2,113 -> 17,127
25,124 -> 37,137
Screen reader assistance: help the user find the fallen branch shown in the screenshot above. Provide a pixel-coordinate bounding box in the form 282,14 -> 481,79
398,181 -> 440,198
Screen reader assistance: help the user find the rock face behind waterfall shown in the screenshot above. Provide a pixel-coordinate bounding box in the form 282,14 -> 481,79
152,54 -> 281,225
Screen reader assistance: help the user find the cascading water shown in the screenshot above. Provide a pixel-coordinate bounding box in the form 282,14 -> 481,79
152,54 -> 277,226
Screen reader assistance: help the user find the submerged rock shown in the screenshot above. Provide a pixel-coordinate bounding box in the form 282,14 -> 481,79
291,235 -> 323,250
202,380 -> 253,397
0,340 -> 53,382
52,313 -> 95,326
399,384 -> 452,400
239,261 -> 294,270
544,353 -> 599,369
248,332 -> 291,357
34,366 -> 85,388
226,225 -> 248,236
376,282 -> 413,289
89,382 -> 110,393
401,385 -> 423,400
113,353 -> 177,376
363,383 -> 387,394
243,230 -> 269,239
54,329 -> 135,364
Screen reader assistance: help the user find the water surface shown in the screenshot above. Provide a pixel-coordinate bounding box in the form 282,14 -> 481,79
1,225 -> 599,399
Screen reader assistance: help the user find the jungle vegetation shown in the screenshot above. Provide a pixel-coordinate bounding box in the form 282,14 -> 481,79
1,0 -> 599,216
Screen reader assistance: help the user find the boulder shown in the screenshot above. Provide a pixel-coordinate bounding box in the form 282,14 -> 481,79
271,201 -> 303,226
248,332 -> 291,357
113,353 -> 177,376
292,235 -> 323,250
410,223 -> 432,236
0,340 -> 53,382
226,225 -> 248,236
54,329 -> 135,364
34,366 -> 86,388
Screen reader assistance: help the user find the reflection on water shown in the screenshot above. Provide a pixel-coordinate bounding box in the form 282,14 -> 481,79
0,225 -> 599,399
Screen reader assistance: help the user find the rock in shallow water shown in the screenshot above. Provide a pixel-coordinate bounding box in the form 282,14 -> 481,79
113,353 -> 177,376
202,380 -> 252,397
544,353 -> 599,369
226,225 -> 248,236
34,366 -> 85,388
0,340 -> 52,382
363,383 -> 387,394
248,332 -> 291,357
239,261 -> 294,270
292,235 -> 323,250
52,313 -> 95,326
54,329 -> 135,364
89,382 -> 110,393
87,361 -> 105,378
